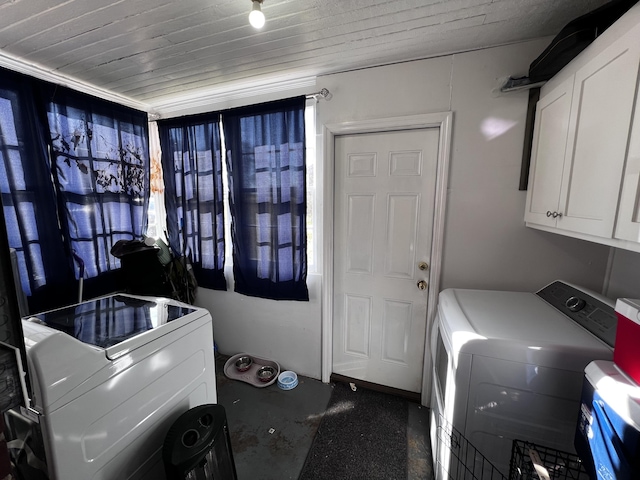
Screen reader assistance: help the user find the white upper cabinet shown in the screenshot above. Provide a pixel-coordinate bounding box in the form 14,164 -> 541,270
525,5 -> 640,250
525,76 -> 574,228
558,35 -> 640,238
615,86 -> 640,242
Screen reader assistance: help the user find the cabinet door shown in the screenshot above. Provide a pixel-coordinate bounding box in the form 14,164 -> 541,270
557,38 -> 640,238
615,91 -> 640,242
524,77 -> 574,227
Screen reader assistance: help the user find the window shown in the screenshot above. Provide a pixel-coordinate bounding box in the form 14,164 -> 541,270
45,89 -> 150,280
0,72 -> 76,312
1,69 -> 151,312
222,97 -> 308,300
157,114 -> 227,291
0,93 -> 48,297
158,96 -> 310,300
218,101 -> 316,270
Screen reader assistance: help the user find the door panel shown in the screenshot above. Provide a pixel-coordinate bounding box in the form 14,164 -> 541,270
346,194 -> 375,273
559,40 -> 640,237
333,128 -> 439,393
344,293 -> 371,357
382,299 -> 412,364
524,76 -> 574,227
615,75 -> 640,241
385,194 -> 419,278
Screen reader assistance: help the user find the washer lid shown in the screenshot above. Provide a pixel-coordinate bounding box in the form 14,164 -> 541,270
22,294 -> 211,408
438,287 -> 613,370
27,293 -> 204,360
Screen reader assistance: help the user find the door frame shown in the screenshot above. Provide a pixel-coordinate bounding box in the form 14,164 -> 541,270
321,112 -> 453,406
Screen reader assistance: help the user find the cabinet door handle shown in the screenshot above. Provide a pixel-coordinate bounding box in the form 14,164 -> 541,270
546,211 -> 553,217
552,212 -> 563,218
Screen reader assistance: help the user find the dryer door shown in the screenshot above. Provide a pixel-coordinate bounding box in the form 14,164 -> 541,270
465,355 -> 585,476
430,309 -> 474,480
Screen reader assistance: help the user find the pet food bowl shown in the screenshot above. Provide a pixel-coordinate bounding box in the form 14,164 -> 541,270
256,365 -> 277,383
235,356 -> 253,372
277,371 -> 298,390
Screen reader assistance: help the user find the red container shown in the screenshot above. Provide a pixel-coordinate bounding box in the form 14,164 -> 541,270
614,298 -> 640,385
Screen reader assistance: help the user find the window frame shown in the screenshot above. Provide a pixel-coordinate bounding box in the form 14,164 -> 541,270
148,101 -> 318,277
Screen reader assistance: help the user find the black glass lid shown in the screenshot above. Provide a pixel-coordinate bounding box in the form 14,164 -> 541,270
32,294 -> 197,349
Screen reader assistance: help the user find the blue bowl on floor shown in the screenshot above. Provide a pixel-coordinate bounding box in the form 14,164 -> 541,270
277,371 -> 298,390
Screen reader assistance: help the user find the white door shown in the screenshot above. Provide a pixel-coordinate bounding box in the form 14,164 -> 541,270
332,128 -> 439,392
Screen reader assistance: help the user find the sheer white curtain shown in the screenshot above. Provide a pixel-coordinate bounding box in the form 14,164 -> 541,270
148,121 -> 168,242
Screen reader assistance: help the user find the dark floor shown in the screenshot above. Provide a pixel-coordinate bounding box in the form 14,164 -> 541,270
215,356 -> 434,480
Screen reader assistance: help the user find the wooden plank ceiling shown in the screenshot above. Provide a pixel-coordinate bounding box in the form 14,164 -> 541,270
0,0 -> 610,113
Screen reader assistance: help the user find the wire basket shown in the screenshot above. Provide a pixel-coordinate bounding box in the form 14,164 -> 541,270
509,440 -> 590,480
435,415 -> 507,480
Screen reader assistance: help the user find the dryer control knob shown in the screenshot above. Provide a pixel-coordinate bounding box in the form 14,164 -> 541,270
566,296 -> 586,312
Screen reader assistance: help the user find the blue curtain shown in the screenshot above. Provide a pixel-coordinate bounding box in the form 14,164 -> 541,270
0,68 -> 150,313
158,113 -> 227,291
0,70 -> 76,312
223,97 -> 308,301
42,85 -> 150,290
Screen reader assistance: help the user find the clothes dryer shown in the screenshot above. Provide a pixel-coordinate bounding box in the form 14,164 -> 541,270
430,281 -> 616,477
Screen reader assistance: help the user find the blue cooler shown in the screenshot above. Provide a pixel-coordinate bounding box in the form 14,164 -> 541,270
575,360 -> 640,479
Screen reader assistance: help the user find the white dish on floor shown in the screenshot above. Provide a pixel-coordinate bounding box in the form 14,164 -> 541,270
277,371 -> 298,390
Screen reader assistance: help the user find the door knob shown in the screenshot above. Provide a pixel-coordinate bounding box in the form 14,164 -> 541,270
418,261 -> 429,271
417,280 -> 427,291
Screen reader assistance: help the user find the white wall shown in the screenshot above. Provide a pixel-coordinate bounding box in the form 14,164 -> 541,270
318,39 -> 610,293
196,39 -> 613,380
197,271 -> 323,379
442,43 -> 611,293
605,248 -> 640,300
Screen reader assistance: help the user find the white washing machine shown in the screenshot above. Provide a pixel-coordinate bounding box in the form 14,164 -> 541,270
429,280 -> 616,478
19,293 -> 217,480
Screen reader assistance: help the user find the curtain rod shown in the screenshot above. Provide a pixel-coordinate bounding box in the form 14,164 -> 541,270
306,88 -> 331,101
151,88 -> 332,120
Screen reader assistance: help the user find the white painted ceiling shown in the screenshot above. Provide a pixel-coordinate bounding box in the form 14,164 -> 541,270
0,0 -> 611,113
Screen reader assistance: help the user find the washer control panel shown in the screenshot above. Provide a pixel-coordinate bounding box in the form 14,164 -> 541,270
537,281 -> 617,347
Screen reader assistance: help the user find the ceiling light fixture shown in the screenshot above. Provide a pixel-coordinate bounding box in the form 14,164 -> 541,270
249,0 -> 265,29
